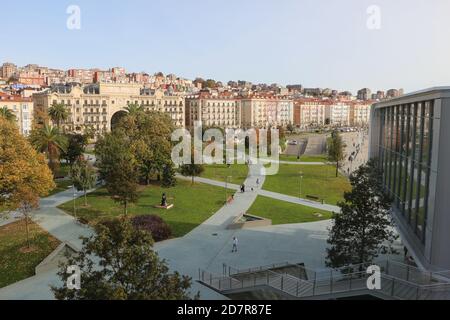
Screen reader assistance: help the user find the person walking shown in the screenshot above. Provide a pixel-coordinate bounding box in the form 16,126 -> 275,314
256,178 -> 260,188
232,237 -> 238,253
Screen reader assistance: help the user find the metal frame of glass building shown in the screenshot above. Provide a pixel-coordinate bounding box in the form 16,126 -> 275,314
369,87 -> 450,271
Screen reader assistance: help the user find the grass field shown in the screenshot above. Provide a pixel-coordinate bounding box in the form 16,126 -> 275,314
279,154 -> 328,163
247,196 -> 333,225
263,163 -> 351,205
201,164 -> 249,185
0,220 -> 60,288
48,179 -> 73,197
58,179 -> 233,237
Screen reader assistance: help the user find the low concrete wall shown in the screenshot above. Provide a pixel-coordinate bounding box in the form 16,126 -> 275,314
35,242 -> 78,275
227,214 -> 272,230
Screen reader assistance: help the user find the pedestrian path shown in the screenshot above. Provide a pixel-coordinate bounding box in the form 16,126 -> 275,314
259,158 -> 326,165
178,175 -> 340,213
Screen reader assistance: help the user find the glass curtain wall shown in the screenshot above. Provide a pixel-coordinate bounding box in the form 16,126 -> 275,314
376,101 -> 434,244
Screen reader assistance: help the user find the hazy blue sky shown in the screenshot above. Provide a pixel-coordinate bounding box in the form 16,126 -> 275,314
1,0 -> 450,93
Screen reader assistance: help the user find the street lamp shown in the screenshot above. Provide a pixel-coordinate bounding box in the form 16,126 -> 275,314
70,184 -> 77,222
299,171 -> 303,199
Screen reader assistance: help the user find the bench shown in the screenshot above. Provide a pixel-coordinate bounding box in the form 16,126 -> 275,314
154,204 -> 174,210
306,195 -> 321,201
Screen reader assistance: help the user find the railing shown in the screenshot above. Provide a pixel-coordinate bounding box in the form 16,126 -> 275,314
198,259 -> 450,300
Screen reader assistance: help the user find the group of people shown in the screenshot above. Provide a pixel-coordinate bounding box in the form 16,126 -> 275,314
240,178 -> 260,193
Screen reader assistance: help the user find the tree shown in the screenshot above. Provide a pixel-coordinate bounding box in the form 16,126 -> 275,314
51,218 -> 195,300
62,133 -> 88,167
48,103 -> 69,129
95,131 -> 139,215
124,103 -> 144,116
29,124 -> 68,175
0,106 -> 16,122
161,162 -> 177,188
114,111 -> 175,185
286,123 -> 294,134
327,130 -> 346,177
326,160 -> 397,270
180,154 -> 204,186
0,117 -> 55,248
71,159 -> 97,206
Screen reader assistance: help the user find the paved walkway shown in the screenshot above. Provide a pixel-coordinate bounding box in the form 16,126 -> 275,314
259,158 -> 326,165
0,163 -> 344,300
178,175 -> 341,213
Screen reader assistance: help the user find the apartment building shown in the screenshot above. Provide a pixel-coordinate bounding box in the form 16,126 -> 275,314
294,98 -> 327,128
0,62 -> 17,79
350,101 -> 372,127
240,95 -> 294,129
32,83 -> 185,135
185,92 -> 240,129
0,92 -> 33,135
325,101 -> 351,126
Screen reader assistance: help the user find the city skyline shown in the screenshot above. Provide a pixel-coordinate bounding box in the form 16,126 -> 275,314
1,0 -> 450,93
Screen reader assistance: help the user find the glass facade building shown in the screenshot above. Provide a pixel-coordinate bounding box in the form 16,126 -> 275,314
376,101 -> 434,244
369,88 -> 450,271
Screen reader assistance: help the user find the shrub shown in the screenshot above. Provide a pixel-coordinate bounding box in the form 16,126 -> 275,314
131,215 -> 172,242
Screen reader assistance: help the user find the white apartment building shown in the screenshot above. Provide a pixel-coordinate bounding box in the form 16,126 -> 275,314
0,92 -> 33,135
325,101 -> 351,126
185,93 -> 241,129
350,102 -> 372,127
294,98 -> 327,128
241,95 -> 294,129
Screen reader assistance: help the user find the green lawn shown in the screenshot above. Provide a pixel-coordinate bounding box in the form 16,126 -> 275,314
58,179 -> 233,238
201,164 -> 249,185
0,220 -> 60,288
55,163 -> 71,178
247,196 -> 333,225
279,154 -> 327,163
48,179 -> 73,197
263,164 -> 351,205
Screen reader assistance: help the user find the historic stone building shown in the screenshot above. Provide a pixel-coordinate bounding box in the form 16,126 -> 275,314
32,83 -> 185,135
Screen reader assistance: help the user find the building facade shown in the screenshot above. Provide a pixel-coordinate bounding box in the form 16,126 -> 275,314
33,83 -> 185,135
0,92 -> 33,135
185,92 -> 240,129
369,87 -> 450,270
350,102 -> 372,127
1,62 -> 17,79
325,101 -> 351,126
240,95 -> 294,129
294,98 -> 327,128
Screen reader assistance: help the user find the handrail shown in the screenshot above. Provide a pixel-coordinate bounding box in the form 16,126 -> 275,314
199,258 -> 450,300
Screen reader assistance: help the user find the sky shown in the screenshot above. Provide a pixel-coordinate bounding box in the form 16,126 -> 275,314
1,0 -> 450,93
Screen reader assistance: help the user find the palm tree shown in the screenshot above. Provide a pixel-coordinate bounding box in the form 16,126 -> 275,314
0,107 -> 16,122
48,103 -> 69,129
30,124 -> 68,175
124,103 -> 144,116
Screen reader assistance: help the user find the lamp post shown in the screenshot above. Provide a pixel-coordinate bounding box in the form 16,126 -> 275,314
225,163 -> 231,204
70,184 -> 77,222
299,171 -> 303,199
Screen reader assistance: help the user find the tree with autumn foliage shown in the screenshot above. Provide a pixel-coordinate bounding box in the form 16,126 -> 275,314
0,117 -> 55,248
